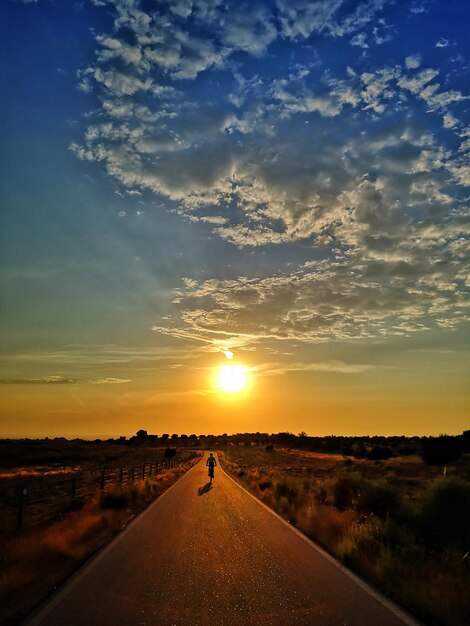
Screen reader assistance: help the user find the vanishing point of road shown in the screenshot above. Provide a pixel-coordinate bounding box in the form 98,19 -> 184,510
27,453 -> 419,626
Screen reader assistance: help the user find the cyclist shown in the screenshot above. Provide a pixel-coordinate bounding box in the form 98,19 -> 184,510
206,452 -> 217,482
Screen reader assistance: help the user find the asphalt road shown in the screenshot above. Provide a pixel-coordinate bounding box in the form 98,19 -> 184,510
27,453 -> 419,626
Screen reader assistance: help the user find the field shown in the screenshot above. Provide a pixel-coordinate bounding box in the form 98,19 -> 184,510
220,445 -> 470,626
0,443 -> 202,626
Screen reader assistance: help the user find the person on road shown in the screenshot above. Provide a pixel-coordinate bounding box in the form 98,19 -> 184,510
206,453 -> 217,482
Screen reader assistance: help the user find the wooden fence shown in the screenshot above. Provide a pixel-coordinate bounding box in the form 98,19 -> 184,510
0,456 -> 182,533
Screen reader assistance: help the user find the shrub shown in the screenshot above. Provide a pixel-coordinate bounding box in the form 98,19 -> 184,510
366,446 -> 392,461
361,481 -> 400,519
396,443 -> 418,456
259,478 -> 272,491
274,480 -> 298,504
100,490 -> 129,510
332,473 -> 363,510
164,447 -> 177,458
265,444 -> 274,452
421,436 -> 461,465
420,477 -> 470,550
353,446 -> 366,459
237,469 -> 245,477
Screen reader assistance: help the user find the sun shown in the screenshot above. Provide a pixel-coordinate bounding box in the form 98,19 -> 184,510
216,365 -> 248,393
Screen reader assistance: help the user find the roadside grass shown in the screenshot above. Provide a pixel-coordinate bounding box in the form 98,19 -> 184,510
0,453 -> 202,626
220,448 -> 470,626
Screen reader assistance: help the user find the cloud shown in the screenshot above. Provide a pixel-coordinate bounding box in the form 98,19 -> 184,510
435,38 -> 449,48
71,1 -> 469,348
443,112 -> 458,129
254,360 -> 378,376
0,376 -> 132,385
276,0 -> 390,40
350,32 -> 369,49
405,54 -> 421,69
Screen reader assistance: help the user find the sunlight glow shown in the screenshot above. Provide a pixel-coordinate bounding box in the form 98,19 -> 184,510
216,365 -> 248,393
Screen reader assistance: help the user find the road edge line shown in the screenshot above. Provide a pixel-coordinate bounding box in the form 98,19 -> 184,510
24,454 -> 204,626
219,458 -> 421,626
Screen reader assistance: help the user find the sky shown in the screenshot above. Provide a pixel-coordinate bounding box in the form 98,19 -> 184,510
0,0 -> 469,438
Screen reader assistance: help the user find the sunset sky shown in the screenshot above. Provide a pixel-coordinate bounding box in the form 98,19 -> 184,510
1,0 -> 469,438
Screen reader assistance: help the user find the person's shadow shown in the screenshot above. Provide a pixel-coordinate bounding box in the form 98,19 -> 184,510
198,482 -> 213,495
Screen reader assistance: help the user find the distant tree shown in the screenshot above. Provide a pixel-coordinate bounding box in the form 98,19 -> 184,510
161,434 -> 170,441
171,434 -> 179,440
366,446 -> 392,460
421,436 -> 462,465
136,430 -> 148,439
462,430 -> 470,453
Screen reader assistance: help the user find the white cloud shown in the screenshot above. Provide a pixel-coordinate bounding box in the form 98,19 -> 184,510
443,112 -> 458,129
276,0 -> 390,40
0,376 -> 132,385
71,1 -> 469,347
254,360 -> 377,376
435,38 -> 449,48
405,54 -> 421,69
350,32 -> 369,48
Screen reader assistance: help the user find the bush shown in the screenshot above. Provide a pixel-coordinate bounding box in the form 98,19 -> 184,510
421,477 -> 470,549
421,436 -> 461,465
353,446 -> 366,459
237,469 -> 245,477
265,444 -> 274,452
361,481 -> 400,519
274,480 -> 298,504
366,446 -> 392,460
164,447 -> 177,458
259,478 -> 272,491
332,473 -> 363,510
396,443 -> 418,456
100,490 -> 129,510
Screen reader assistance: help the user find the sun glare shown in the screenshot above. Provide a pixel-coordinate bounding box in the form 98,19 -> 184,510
216,365 -> 248,393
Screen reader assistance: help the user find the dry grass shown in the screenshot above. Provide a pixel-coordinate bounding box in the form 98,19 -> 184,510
0,453 -> 202,626
220,447 -> 470,626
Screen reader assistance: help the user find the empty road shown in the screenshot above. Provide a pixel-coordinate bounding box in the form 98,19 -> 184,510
27,453 -> 418,626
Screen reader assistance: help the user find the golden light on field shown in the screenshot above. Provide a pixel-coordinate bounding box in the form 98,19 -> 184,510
216,365 -> 248,394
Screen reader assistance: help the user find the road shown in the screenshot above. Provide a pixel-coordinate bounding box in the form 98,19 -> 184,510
27,453 -> 419,626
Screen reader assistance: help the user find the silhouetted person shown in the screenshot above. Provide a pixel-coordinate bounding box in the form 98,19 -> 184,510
206,452 -> 217,483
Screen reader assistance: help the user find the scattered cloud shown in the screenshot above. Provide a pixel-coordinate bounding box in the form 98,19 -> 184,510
254,360 -> 379,376
68,1 -> 469,350
0,376 -> 131,385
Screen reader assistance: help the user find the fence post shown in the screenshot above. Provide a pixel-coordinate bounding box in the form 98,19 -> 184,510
149,463 -> 153,477
142,463 -> 146,480
119,467 -> 123,483
17,487 -> 27,530
100,469 -> 105,490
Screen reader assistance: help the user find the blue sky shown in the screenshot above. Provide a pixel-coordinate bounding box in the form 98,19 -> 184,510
0,0 -> 469,437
